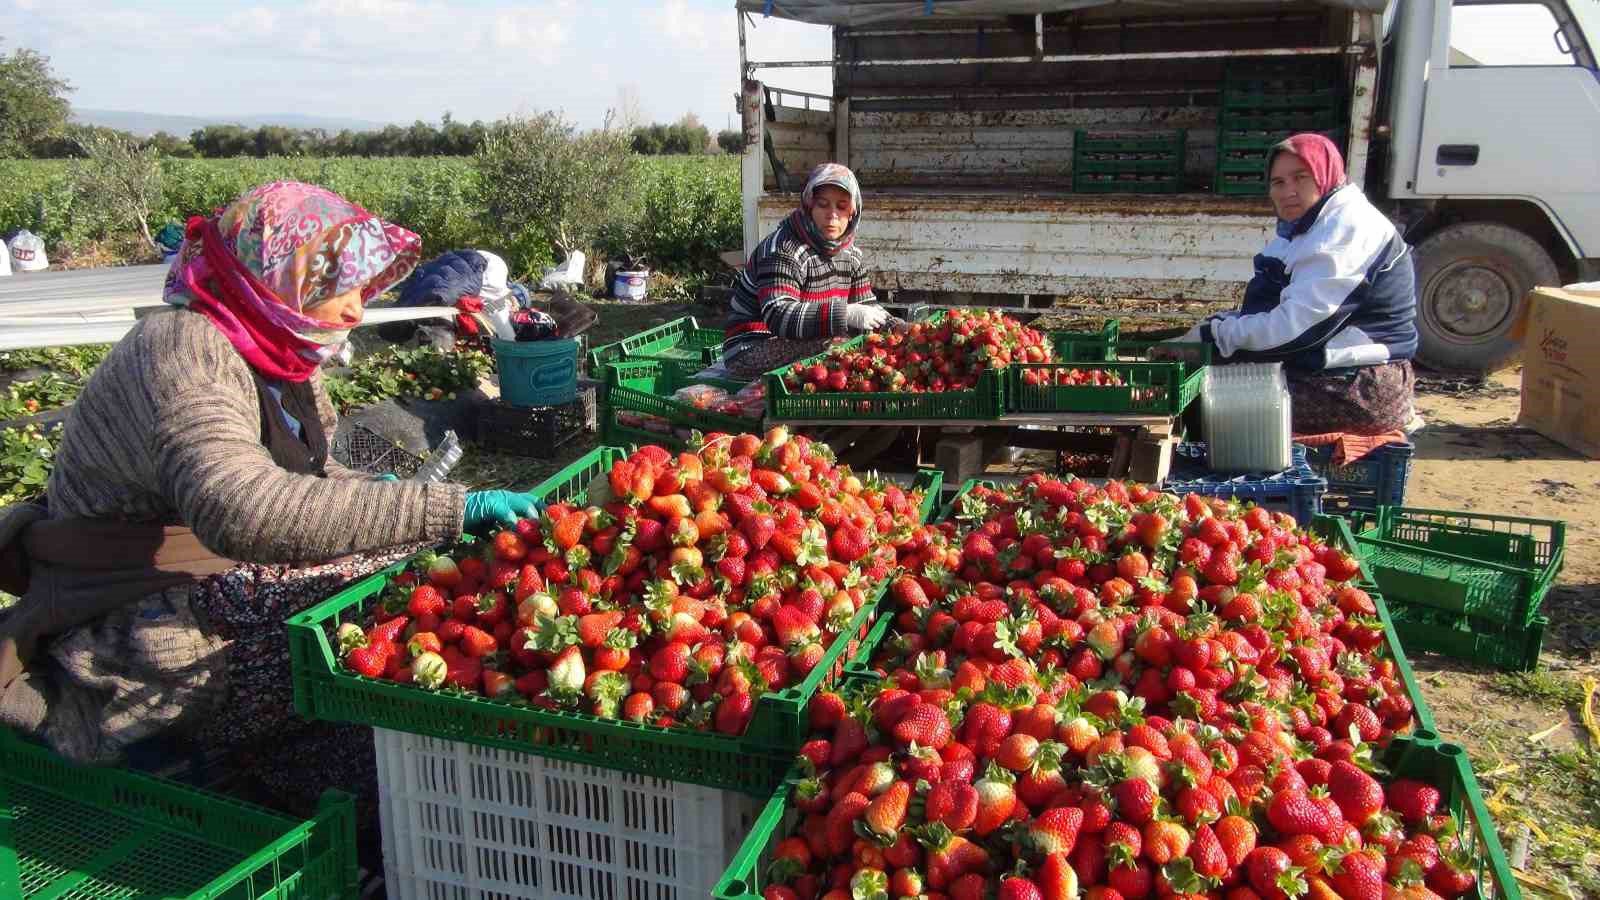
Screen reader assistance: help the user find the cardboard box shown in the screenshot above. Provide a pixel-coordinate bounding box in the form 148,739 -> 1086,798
1517,286 -> 1600,458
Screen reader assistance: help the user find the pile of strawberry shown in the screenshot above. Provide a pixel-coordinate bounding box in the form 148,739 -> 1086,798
334,428 -> 931,737
780,309 -> 1054,395
1018,367 -> 1128,388
758,475 -> 1480,900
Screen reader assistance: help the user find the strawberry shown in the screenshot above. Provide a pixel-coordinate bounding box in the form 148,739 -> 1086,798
829,523 -> 871,563
997,876 -> 1042,900
826,792 -> 871,856
1330,847 -> 1386,900
1188,823 -> 1228,883
1112,778 -> 1158,825
1024,806 -> 1084,857
1247,846 -> 1307,900
1425,857 -> 1477,898
576,611 -> 623,648
547,646 -> 586,698
773,606 -> 820,648
650,643 -> 692,683
858,779 -> 912,844
892,703 -> 952,750
925,779 -> 979,832
1142,820 -> 1190,865
1213,814 -> 1258,868
622,691 -> 654,723
459,625 -> 499,658
345,644 -> 387,678
973,765 -> 1018,836
715,690 -> 755,735
1327,760 -> 1384,825
1267,788 -> 1331,837
1385,779 -> 1441,824
406,585 -> 447,618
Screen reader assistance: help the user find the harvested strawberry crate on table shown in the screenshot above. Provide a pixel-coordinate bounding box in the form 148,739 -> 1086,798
287,435 -> 941,795
714,473 -> 1516,900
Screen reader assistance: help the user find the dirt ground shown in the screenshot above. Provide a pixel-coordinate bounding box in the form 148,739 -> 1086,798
1394,368 -> 1599,898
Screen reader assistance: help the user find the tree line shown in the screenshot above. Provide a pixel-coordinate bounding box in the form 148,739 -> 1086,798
3,40 -> 746,160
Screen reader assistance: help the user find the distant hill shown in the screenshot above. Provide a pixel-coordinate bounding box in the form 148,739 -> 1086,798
71,108 -> 394,137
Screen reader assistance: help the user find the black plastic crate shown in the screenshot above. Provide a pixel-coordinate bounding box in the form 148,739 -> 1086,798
330,423 -> 424,478
475,388 -> 596,458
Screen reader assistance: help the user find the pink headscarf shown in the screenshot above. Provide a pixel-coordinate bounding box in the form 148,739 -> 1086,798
164,182 -> 421,382
1269,133 -> 1347,196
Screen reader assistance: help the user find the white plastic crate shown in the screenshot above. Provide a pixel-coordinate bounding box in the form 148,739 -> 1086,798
374,728 -> 762,900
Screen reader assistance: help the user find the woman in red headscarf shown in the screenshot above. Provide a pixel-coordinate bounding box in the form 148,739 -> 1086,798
1178,133 -> 1420,435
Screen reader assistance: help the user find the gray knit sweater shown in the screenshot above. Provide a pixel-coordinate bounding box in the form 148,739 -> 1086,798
47,308 -> 465,560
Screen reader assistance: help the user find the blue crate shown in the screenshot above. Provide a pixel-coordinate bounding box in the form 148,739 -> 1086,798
1302,441 -> 1413,514
1162,443 -> 1326,524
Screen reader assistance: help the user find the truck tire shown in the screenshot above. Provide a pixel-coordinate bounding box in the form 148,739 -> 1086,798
1412,222 -> 1559,373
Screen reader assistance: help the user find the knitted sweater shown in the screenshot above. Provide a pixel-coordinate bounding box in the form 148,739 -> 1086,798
722,215 -> 873,360
47,309 -> 465,560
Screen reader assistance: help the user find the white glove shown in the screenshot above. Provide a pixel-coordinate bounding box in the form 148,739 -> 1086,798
845,304 -> 891,334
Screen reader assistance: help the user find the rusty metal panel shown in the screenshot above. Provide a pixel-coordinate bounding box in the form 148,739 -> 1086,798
756,192 -> 1273,300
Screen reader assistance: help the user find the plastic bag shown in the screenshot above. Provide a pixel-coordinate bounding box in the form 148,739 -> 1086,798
722,381 -> 766,418
673,384 -> 730,410
8,230 -> 47,272
539,250 -> 586,291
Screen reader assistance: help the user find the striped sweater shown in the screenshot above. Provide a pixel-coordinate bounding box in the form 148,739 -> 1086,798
46,309 -> 465,563
723,214 -> 874,360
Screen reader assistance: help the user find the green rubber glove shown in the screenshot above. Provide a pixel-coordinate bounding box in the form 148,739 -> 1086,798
463,490 -> 542,533
374,473 -> 399,482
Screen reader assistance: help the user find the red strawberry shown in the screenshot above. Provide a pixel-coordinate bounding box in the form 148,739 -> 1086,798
460,625 -> 499,658
577,611 -> 623,648
1188,823 -> 1229,883
925,780 -> 978,832
1330,847 -> 1386,900
551,511 -> 586,551
1386,779 -> 1442,824
1113,778 -> 1158,825
1327,760 -> 1384,825
973,766 -> 1018,836
1247,846 -> 1307,900
1426,857 -> 1477,899
1024,806 -> 1084,857
829,524 -> 871,563
345,644 -> 387,678
1267,788 -> 1331,837
996,876 -> 1041,900
858,779 -> 912,843
1213,814 -> 1257,868
406,585 -> 447,618
649,643 -> 692,683
891,703 -> 952,750
715,690 -> 755,735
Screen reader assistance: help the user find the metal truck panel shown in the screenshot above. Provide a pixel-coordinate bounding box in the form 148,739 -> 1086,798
757,193 -> 1272,300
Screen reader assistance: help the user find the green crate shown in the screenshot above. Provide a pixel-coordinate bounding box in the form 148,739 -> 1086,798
602,359 -> 756,450
1047,319 -> 1120,361
1007,361 -> 1205,415
1387,603 -> 1548,673
287,450 -> 940,796
712,737 -> 1514,900
1352,507 -> 1564,627
585,316 -> 726,376
1073,130 -> 1187,194
764,345 -> 1006,421
0,728 -> 356,900
1217,108 -> 1345,132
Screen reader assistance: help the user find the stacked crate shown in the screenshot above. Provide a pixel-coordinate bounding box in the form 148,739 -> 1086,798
1215,58 -> 1346,195
1073,129 -> 1187,194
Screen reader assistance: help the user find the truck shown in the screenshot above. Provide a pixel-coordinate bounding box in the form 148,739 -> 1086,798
733,0 -> 1600,372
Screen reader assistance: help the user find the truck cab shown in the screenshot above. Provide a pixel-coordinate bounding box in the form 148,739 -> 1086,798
734,0 -> 1600,372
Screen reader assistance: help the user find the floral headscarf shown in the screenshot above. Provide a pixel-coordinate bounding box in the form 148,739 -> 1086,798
164,181 -> 422,382
790,162 -> 863,257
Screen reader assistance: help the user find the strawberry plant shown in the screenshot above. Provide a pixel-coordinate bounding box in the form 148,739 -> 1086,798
0,373 -> 85,422
0,422 -> 61,506
324,344 -> 493,412
738,475 -> 1494,900
331,430 -> 939,739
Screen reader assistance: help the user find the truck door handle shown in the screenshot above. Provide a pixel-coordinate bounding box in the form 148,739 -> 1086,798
1436,144 -> 1479,166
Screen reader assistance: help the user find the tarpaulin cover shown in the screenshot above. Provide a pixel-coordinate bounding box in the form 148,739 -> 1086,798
738,0 -> 1386,26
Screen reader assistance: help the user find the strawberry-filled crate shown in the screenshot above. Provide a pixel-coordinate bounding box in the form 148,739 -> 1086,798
1162,442 -> 1327,525
764,309 -> 1034,422
913,477 -> 1436,736
713,729 -> 1519,900
371,727 -> 763,900
0,727 -> 357,900
287,444 -> 943,796
585,315 -> 726,380
1303,440 -> 1414,514
1351,506 -> 1564,628
602,359 -> 758,452
1006,349 -> 1208,416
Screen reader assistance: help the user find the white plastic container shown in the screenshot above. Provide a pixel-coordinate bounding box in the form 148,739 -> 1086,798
373,728 -> 762,900
1202,363 -> 1293,473
611,269 -> 649,301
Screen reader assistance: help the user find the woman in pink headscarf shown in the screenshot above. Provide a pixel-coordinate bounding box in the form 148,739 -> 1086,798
1179,133 -> 1420,435
0,182 -> 535,832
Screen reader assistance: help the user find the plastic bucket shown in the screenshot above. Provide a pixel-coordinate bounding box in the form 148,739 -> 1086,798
493,338 -> 579,407
611,269 -> 649,301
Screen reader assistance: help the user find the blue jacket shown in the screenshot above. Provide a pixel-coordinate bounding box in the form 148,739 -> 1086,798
397,250 -> 487,307
1200,184 -> 1418,370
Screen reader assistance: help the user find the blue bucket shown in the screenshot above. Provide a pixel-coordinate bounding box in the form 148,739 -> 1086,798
493,338 -> 579,407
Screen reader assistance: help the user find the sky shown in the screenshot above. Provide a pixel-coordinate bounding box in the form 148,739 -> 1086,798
0,1 -> 1567,131
0,0 -> 834,131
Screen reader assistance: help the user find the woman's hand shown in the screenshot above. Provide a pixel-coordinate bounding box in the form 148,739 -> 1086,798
463,490 -> 544,533
845,304 -> 891,334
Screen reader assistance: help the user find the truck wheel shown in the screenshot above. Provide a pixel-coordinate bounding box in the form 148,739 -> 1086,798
1412,222 -> 1559,373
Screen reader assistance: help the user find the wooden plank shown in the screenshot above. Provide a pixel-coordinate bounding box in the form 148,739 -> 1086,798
1130,436 -> 1177,483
